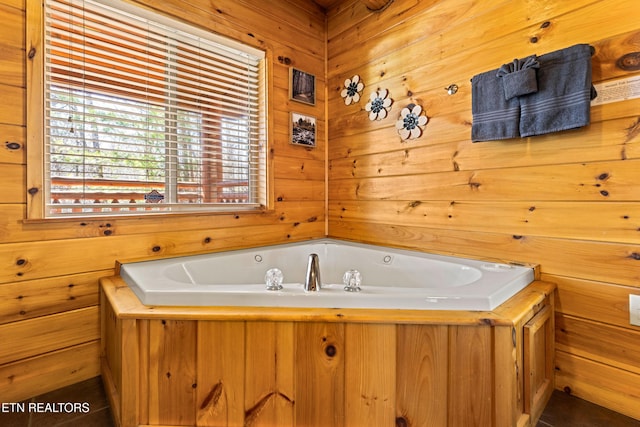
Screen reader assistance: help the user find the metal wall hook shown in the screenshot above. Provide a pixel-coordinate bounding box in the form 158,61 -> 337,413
445,84 -> 458,95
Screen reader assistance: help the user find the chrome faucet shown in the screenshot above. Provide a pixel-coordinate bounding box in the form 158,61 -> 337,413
304,253 -> 321,291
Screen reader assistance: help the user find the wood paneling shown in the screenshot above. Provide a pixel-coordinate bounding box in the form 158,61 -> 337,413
3,0 -> 639,419
294,322 -> 345,426
326,0 -> 640,419
0,0 -> 326,402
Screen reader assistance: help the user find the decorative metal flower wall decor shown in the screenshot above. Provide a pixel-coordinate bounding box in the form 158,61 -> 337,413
341,75 -> 364,105
365,88 -> 393,120
396,103 -> 428,140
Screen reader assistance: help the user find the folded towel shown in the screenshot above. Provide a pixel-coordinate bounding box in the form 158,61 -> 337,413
519,44 -> 594,137
497,55 -> 540,100
471,69 -> 521,142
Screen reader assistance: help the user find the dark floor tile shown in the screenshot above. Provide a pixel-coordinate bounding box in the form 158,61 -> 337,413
0,400 -> 31,427
53,407 -> 115,427
29,377 -> 111,427
538,390 -> 640,427
0,377 -> 114,427
4,377 -> 640,427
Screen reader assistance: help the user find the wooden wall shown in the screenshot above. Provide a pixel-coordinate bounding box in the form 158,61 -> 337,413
326,0 -> 640,419
3,0 -> 640,419
0,0 -> 326,402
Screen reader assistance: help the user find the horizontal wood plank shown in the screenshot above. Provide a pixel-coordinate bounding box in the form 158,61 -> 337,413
0,270 -> 108,324
328,220 -> 640,287
329,160 -> 640,202
0,341 -> 100,402
548,274 -> 639,329
2,201 -> 324,243
554,351 -> 640,421
330,200 -> 640,244
329,117 -> 639,176
0,221 -> 324,284
0,306 -> 99,364
555,314 -> 640,375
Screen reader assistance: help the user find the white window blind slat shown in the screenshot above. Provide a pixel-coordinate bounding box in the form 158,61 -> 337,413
43,0 -> 266,216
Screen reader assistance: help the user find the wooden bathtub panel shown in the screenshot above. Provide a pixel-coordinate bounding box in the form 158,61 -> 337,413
294,322 -> 345,426
396,324 -> 449,427
147,319 -> 197,426
196,321 -> 246,426
344,323 -> 396,427
448,326 -> 493,427
102,279 -> 556,426
244,321 -> 295,427
136,319 -> 149,426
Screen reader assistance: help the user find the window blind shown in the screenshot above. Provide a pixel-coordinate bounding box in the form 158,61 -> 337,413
43,0 -> 266,216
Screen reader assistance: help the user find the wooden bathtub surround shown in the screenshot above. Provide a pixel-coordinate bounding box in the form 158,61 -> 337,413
100,275 -> 555,427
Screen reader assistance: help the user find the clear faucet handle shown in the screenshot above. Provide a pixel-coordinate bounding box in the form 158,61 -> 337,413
265,268 -> 284,291
343,269 -> 362,292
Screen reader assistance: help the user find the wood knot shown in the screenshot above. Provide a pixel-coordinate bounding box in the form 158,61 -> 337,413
628,252 -> 640,261
396,417 -> 409,427
616,52 -> 640,71
5,141 -> 21,150
200,382 -> 223,410
325,344 -> 337,358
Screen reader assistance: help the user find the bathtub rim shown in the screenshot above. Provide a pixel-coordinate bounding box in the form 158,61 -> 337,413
100,273 -> 554,327
113,238 -> 540,276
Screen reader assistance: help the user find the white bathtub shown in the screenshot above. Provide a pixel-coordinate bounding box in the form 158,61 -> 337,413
120,239 -> 535,311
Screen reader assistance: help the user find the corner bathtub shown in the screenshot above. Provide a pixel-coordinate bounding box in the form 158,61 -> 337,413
120,239 -> 534,311
102,240 -> 555,427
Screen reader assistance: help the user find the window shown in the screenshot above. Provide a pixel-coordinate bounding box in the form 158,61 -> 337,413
32,0 -> 267,217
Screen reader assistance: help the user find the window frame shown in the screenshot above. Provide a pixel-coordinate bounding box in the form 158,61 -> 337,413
26,0 -> 272,220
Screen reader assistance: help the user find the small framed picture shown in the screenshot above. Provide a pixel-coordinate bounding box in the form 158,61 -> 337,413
290,112 -> 316,147
289,68 -> 315,105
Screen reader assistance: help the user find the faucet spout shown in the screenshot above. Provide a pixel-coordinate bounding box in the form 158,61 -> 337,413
304,253 -> 321,292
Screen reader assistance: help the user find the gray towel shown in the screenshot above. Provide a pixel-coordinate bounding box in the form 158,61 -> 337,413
519,44 -> 594,137
471,69 -> 521,142
497,55 -> 540,100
